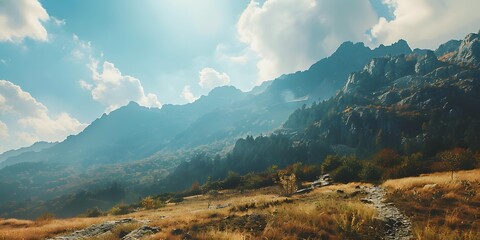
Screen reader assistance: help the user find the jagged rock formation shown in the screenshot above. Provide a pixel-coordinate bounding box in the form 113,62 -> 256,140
285,31 -> 480,156
451,31 -> 480,68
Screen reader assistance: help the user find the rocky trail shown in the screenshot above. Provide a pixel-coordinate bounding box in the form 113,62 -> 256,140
48,218 -> 159,240
362,186 -> 413,240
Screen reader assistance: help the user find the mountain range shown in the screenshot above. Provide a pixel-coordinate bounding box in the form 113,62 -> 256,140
1,30 -> 478,219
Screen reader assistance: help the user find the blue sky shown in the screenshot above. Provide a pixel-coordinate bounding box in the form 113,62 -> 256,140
0,0 -> 479,153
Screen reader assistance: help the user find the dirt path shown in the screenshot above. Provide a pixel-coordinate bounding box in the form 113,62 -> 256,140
363,186 -> 413,240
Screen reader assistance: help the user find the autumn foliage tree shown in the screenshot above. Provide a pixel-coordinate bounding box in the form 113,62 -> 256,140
439,148 -> 475,180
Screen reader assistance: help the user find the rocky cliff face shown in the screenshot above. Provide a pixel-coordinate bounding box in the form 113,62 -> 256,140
450,31 -> 480,68
285,31 -> 480,156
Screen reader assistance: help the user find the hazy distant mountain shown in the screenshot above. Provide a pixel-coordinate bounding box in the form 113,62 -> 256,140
0,38 -> 416,218
7,87 -> 247,166
168,40 -> 412,149
8,40 -> 412,166
0,141 -> 56,168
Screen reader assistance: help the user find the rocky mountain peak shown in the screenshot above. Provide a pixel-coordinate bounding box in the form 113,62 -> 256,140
451,31 -> 480,68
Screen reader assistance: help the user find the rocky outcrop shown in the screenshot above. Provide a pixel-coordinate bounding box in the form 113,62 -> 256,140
415,50 -> 444,75
451,31 -> 480,68
343,55 -> 415,94
49,219 -> 139,240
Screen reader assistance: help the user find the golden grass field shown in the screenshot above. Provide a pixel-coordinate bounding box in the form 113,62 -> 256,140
383,169 -> 480,240
0,183 -> 381,240
1,169 -> 479,239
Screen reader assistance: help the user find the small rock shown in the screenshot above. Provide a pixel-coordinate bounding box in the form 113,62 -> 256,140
336,189 -> 345,194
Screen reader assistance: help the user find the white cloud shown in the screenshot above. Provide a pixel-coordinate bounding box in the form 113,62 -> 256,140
198,67 -> 230,90
0,80 -> 86,152
371,0 -> 480,49
78,80 -> 93,90
71,34 -> 91,59
180,85 -> 198,103
237,0 -> 378,81
84,59 -> 161,112
51,16 -> 66,26
0,121 -> 8,140
0,0 -> 50,42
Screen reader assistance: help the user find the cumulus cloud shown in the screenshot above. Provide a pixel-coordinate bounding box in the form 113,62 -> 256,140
0,0 -> 50,42
84,59 -> 161,112
237,0 -> 378,81
371,0 -> 480,49
0,80 -> 86,152
198,67 -> 230,90
0,121 -> 8,140
180,85 -> 198,103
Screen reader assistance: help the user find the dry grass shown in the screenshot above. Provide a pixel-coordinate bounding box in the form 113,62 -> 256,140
0,216 -> 114,240
383,169 -> 480,240
383,169 -> 480,189
0,184 -> 383,240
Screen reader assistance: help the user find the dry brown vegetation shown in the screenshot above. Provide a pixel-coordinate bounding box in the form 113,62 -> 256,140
4,170 -> 478,239
383,169 -> 480,240
0,183 -> 381,240
0,216 -> 113,240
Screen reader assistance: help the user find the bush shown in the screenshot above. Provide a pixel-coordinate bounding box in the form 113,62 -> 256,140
109,204 -> 134,215
331,156 -> 362,183
278,171 -> 298,196
85,207 -> 103,217
221,171 -> 241,189
373,148 -> 401,168
141,196 -> 165,210
241,173 -> 273,189
169,195 -> 184,203
322,155 -> 342,173
36,212 -> 55,222
360,163 -> 382,182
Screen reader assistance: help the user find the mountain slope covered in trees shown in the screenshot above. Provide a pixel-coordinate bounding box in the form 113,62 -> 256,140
3,32 -> 479,219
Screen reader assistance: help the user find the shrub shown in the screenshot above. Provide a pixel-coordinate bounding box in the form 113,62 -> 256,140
221,171 -> 241,189
241,173 -> 273,189
169,195 -> 184,203
360,163 -> 382,182
373,148 -> 401,168
278,171 -> 298,196
322,155 -> 342,173
36,212 -> 55,222
109,203 -> 134,215
331,156 -> 362,183
141,196 -> 165,210
85,207 -> 103,217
